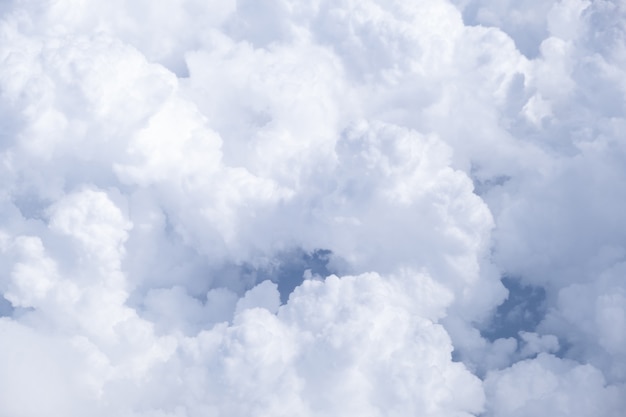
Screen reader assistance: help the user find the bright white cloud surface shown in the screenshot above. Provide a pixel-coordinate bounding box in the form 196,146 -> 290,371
1,0 -> 625,416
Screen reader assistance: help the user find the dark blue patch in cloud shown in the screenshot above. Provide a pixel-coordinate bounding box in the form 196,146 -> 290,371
264,248 -> 334,304
201,249 -> 335,303
471,174 -> 511,197
12,193 -> 48,221
482,276 -> 547,341
0,296 -> 13,317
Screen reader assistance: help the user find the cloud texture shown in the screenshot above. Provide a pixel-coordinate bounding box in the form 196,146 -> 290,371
1,0 -> 625,415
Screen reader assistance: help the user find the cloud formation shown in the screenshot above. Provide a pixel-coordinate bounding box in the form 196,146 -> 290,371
1,0 -> 625,415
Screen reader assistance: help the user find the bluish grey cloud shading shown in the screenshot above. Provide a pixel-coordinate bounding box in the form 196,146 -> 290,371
451,0 -> 555,58
0,0 -> 625,415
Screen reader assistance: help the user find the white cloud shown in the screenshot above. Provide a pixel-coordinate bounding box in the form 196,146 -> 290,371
484,353 -> 626,417
518,331 -> 559,358
1,0 -> 626,415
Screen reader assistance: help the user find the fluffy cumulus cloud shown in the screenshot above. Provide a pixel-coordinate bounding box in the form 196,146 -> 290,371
1,0 -> 625,415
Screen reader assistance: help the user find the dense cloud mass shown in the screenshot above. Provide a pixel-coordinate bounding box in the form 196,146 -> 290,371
1,0 -> 625,415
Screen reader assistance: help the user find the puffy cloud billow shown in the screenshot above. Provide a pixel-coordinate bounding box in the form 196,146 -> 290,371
1,0 -> 625,415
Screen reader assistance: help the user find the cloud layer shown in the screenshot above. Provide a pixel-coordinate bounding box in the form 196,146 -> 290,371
1,0 -> 625,415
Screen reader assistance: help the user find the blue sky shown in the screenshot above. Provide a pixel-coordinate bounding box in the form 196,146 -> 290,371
1,1 -> 625,416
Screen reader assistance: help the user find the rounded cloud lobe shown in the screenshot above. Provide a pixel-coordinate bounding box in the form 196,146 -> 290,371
1,0 -> 625,416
